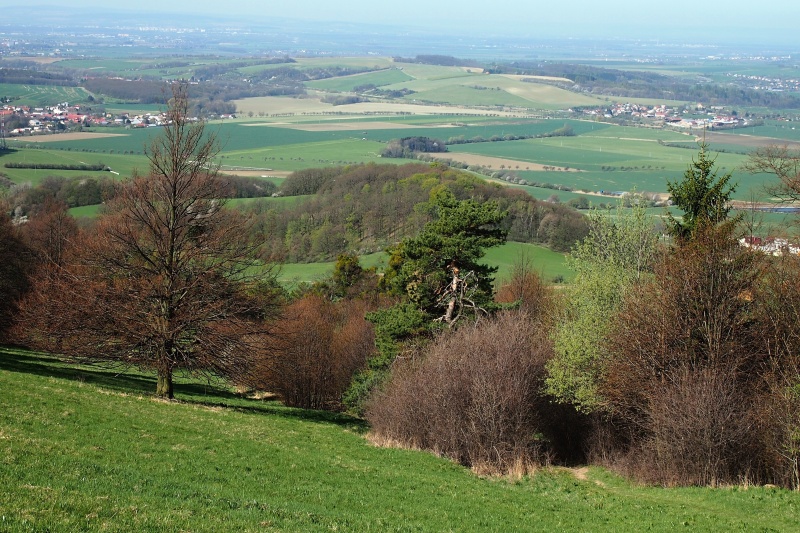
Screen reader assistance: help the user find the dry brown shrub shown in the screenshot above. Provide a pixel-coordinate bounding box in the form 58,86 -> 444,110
246,295 -> 375,411
599,225 -> 767,486
366,310 -> 557,474
495,257 -> 558,324
642,367 -> 756,486
753,255 -> 800,489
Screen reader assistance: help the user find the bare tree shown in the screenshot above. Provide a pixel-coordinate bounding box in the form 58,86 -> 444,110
744,145 -> 800,203
20,83 -> 278,398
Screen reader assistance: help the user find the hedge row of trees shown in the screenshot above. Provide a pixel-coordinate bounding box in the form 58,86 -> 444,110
2,172 -> 277,217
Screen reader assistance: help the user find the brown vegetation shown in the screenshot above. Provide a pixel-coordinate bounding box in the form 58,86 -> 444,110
243,295 -> 375,411
366,310 -> 557,474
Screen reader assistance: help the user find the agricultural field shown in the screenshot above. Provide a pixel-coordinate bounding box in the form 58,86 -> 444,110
2,347 -> 799,532
0,83 -> 92,107
305,68 -> 413,92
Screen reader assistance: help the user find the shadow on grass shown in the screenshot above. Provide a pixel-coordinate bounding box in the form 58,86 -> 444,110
0,346 -> 367,431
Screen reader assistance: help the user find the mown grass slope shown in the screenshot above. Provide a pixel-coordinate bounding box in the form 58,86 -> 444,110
1,347 -> 798,532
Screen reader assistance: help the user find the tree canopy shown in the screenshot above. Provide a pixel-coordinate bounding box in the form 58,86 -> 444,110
666,144 -> 738,242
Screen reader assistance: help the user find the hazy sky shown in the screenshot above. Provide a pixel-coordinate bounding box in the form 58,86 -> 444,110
30,1 -> 800,44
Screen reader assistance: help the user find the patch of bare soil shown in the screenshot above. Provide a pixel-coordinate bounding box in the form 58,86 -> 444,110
220,169 -> 292,178
423,152 -> 580,172
566,466 -> 606,487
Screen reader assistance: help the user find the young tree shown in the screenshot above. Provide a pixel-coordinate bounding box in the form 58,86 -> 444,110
20,83 -> 278,398
545,200 -> 659,412
666,144 -> 738,242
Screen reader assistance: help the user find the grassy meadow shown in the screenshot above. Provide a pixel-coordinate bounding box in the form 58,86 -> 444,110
0,83 -> 92,107
2,346 -> 799,532
277,242 -> 572,286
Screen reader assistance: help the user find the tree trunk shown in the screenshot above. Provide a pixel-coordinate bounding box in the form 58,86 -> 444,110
157,368 -> 174,399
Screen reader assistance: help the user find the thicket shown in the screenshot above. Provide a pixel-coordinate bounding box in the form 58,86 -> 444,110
4,173 -> 275,217
380,136 -> 447,158
244,295 -> 376,411
360,148 -> 800,488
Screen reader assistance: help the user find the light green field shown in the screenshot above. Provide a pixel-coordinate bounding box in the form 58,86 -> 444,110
306,68 -> 413,92
0,83 -> 92,107
278,252 -> 388,284
1,147 -> 147,185
278,242 -> 571,285
407,85 -> 542,108
67,204 -> 104,218
449,132 -> 761,199
2,347 -> 799,532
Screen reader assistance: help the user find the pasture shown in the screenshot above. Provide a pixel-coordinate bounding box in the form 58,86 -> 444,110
277,242 -> 572,285
2,347 -> 799,532
305,68 -> 413,92
0,83 -> 92,107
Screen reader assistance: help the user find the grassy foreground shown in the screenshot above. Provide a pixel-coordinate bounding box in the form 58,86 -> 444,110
1,348 -> 798,532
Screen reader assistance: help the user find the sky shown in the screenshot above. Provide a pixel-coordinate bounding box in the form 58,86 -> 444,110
25,1 -> 800,45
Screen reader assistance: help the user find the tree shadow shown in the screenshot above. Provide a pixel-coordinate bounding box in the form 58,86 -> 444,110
0,347 -> 157,394
187,396 -> 367,431
0,346 -> 367,431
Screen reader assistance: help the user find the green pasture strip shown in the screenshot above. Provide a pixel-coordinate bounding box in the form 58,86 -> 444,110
1,148 -> 147,184
104,104 -> 167,115
714,120 -> 800,142
278,252 -> 388,285
278,243 -> 570,286
305,69 -> 413,92
294,57 -> 396,69
583,126 -> 694,142
67,204 -> 104,218
407,85 -> 542,108
220,139 -> 386,170
237,57 -> 395,76
52,59 -> 152,71
0,83 -> 92,107
2,347 -> 799,532
483,242 -> 572,283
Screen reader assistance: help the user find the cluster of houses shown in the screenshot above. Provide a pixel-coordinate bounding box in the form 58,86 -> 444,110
727,73 -> 800,93
0,102 -> 169,136
740,236 -> 800,256
581,102 -> 747,130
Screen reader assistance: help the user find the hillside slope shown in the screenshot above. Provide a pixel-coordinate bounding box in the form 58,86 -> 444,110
1,348 -> 798,532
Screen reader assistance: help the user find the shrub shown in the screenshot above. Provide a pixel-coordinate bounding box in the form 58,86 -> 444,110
366,311 -> 558,474
599,225 -> 766,486
247,296 -> 375,410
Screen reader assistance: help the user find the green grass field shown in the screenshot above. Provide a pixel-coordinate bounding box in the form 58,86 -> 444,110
278,242 -> 572,285
0,84 -> 92,107
306,68 -> 413,92
2,346 -> 799,532
1,147 -> 147,185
